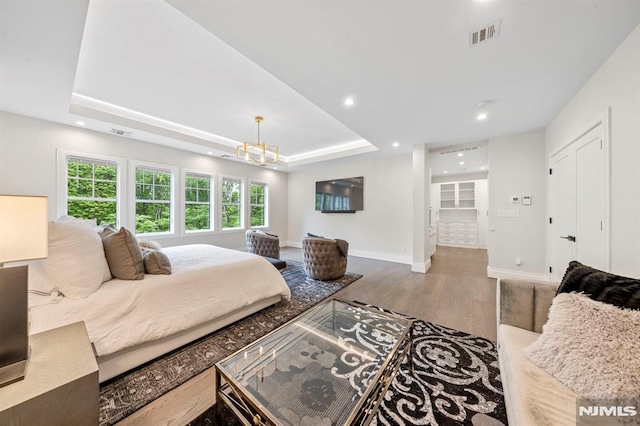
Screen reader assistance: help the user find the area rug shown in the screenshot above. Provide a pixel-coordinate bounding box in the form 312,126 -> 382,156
99,260 -> 362,425
190,308 -> 507,426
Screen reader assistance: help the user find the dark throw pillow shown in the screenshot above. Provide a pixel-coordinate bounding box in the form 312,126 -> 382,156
307,233 -> 324,238
335,239 -> 348,257
557,261 -> 640,310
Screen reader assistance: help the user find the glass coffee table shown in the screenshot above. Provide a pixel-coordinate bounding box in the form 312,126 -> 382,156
215,298 -> 413,425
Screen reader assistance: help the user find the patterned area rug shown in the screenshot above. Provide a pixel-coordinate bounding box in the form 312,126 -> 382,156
99,260 -> 362,425
191,309 -> 507,426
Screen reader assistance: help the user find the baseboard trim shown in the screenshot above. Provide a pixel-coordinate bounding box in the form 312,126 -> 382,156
411,258 -> 432,274
283,242 -> 412,265
487,266 -> 552,282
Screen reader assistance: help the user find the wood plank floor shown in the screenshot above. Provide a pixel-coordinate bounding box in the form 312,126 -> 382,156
118,245 -> 496,425
282,245 -> 497,341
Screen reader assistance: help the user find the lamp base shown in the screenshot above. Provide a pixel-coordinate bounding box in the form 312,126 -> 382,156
0,358 -> 27,388
0,265 -> 29,388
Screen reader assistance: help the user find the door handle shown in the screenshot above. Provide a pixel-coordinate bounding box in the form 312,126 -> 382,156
560,235 -> 576,242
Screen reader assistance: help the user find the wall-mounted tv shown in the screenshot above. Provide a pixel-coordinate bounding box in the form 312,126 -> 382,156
315,176 -> 364,213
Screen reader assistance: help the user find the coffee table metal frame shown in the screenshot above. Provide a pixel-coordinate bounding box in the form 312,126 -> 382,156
215,297 -> 413,426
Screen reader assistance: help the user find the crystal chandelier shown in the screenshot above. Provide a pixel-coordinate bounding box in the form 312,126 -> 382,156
236,116 -> 279,164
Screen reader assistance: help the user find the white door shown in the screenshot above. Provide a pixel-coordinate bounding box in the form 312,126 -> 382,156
550,123 -> 608,281
551,149 -> 575,280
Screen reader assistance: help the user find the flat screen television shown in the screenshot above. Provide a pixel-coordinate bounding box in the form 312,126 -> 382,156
315,176 -> 364,213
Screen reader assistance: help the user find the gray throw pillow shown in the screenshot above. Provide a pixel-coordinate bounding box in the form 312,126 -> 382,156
100,227 -> 145,280
141,248 -> 171,275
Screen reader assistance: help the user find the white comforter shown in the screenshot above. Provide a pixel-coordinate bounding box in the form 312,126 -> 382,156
29,244 -> 290,357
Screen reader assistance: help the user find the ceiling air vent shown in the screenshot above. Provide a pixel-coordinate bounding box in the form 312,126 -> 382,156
220,154 -> 231,158
109,128 -> 132,137
438,146 -> 480,155
469,20 -> 501,47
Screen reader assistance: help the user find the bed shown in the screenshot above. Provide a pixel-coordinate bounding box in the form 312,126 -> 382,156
29,244 -> 290,382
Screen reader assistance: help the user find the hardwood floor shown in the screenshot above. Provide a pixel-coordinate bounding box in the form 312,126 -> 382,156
117,245 -> 496,425
282,245 -> 497,341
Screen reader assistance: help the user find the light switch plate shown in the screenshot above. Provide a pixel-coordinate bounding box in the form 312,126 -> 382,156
522,196 -> 531,205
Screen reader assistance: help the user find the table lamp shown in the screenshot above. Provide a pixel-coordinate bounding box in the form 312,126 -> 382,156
0,195 -> 48,387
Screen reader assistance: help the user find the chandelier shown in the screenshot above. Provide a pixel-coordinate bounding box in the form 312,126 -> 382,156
236,116 -> 279,164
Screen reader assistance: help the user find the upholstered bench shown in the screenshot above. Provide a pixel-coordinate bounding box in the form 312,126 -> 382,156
264,257 -> 286,272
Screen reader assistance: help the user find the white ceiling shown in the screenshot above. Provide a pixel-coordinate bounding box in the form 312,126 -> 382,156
430,142 -> 489,177
2,0 -> 640,172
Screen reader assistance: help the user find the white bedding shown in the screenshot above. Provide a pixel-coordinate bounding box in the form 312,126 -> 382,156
29,244 -> 290,357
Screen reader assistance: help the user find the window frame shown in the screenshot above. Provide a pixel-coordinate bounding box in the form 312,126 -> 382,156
248,180 -> 269,229
219,175 -> 245,232
56,149 -> 126,227
129,160 -> 179,237
181,168 -> 216,235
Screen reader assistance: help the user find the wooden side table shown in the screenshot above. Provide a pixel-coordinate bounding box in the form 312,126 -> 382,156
0,322 -> 99,425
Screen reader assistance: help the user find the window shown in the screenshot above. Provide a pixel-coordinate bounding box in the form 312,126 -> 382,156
184,172 -> 214,232
221,177 -> 243,230
63,153 -> 122,226
135,165 -> 174,234
250,182 -> 268,228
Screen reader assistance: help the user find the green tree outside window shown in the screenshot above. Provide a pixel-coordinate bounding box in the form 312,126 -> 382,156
222,178 -> 242,229
135,167 -> 172,233
66,158 -> 118,226
185,173 -> 212,231
250,183 -> 267,227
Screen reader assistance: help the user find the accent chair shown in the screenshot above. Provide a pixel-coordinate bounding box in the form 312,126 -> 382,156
302,237 -> 349,280
246,230 -> 280,259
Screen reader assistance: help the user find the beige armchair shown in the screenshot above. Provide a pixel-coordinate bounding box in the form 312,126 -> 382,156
302,237 -> 349,280
246,230 -> 280,259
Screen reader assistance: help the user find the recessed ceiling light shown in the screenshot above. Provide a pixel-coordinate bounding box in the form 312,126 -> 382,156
392,142 -> 399,147
75,120 -> 85,126
477,113 -> 488,121
443,171 -> 448,174
274,166 -> 278,170
480,166 -> 486,170
344,97 -> 355,107
459,161 -> 465,165
207,151 -> 213,155
457,153 -> 463,157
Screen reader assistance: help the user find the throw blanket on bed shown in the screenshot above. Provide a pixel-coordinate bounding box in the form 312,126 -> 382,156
29,244 -> 290,357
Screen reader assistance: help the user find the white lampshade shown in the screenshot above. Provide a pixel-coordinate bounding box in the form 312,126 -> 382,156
0,195 -> 48,263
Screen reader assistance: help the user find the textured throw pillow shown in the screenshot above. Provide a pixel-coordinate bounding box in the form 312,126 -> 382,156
39,219 -> 111,299
139,240 -> 162,251
557,261 -> 640,310
100,227 -> 145,280
141,248 -> 171,275
524,293 -> 640,400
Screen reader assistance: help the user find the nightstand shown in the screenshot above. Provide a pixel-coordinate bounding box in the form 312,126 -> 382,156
0,322 -> 99,425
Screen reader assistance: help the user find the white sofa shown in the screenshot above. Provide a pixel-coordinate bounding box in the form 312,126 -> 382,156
496,278 -> 579,425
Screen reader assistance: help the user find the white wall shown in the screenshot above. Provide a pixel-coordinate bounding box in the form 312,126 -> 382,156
0,111 -> 288,250
546,23 -> 640,277
287,154 -> 413,264
488,129 -> 547,279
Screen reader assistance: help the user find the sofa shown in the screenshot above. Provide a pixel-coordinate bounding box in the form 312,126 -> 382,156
496,278 -> 579,425
497,261 -> 640,426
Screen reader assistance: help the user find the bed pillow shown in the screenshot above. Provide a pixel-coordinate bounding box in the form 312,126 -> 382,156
557,261 -> 640,310
524,292 -> 640,400
39,219 -> 111,299
100,227 -> 145,280
141,248 -> 171,275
